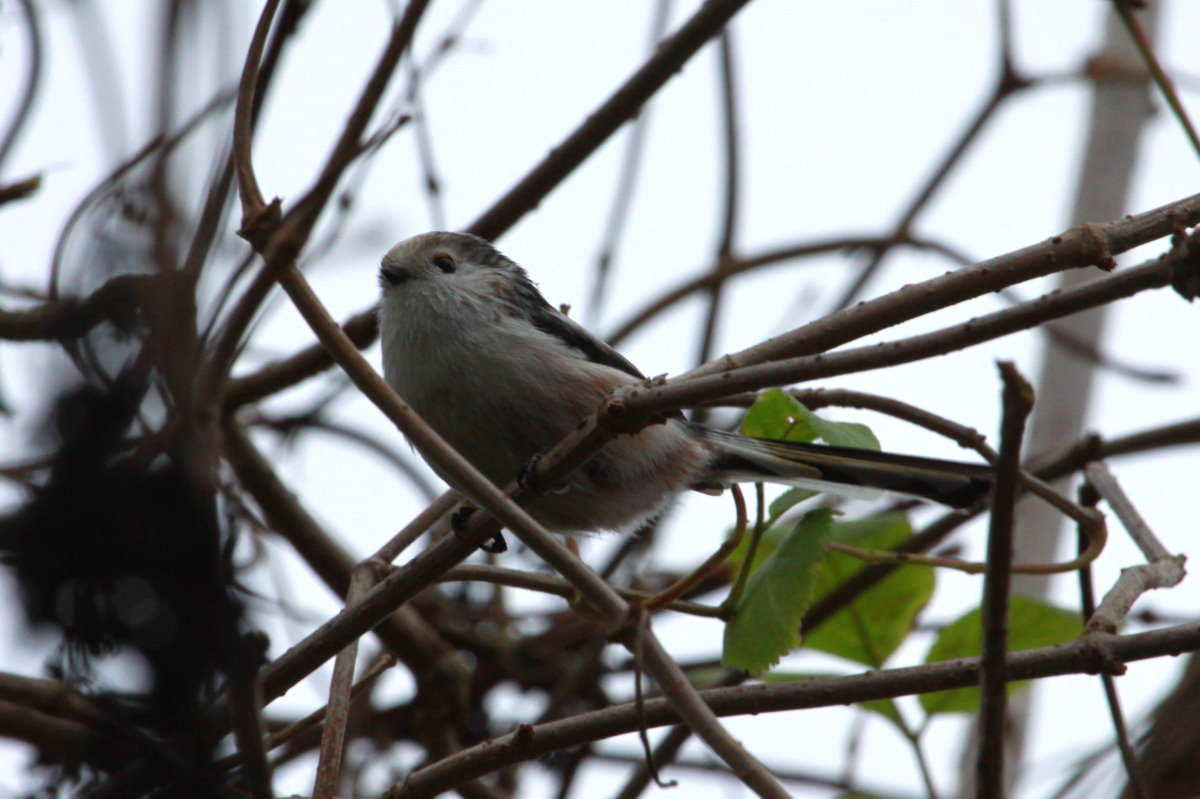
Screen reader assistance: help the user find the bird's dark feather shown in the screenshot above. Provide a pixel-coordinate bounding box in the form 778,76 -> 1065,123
509,272 -> 645,379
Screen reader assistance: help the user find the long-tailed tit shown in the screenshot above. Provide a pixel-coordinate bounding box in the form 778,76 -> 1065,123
378,232 -> 991,542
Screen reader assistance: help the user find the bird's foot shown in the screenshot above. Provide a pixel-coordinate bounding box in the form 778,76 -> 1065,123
451,505 -> 507,553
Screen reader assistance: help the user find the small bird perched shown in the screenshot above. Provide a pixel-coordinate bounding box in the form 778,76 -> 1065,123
378,232 -> 991,542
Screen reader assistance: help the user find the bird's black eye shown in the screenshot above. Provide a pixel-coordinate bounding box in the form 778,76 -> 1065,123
432,254 -> 456,273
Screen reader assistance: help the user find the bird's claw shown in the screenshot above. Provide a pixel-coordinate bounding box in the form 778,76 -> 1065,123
517,452 -> 544,494
451,505 -> 507,553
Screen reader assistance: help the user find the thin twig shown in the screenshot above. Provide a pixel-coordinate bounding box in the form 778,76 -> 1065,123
1083,461 -> 1187,633
1084,461 -> 1171,561
468,0 -> 756,241
976,361 -> 1035,799
226,634 -> 273,799
214,653 -> 397,771
1075,494 -> 1149,799
682,192 -> 1200,381
313,565 -> 376,798
620,230 -> 1200,419
0,0 -> 43,172
232,0 -> 279,218
586,0 -> 674,326
691,29 -> 743,383
1112,0 -> 1200,159
435,564 -> 726,619
828,48 -> 1030,311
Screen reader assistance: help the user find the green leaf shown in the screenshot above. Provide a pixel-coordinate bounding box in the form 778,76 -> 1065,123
920,596 -> 1084,715
799,403 -> 881,450
803,514 -> 934,667
722,508 -> 836,674
741,388 -> 880,450
768,486 -> 819,520
740,388 -> 820,442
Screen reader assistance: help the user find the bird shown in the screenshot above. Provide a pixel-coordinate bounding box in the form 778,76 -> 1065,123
377,232 -> 991,546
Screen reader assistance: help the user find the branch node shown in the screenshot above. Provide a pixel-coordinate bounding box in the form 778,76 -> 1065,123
1082,633 -> 1127,676
1079,222 -> 1118,271
237,196 -> 283,248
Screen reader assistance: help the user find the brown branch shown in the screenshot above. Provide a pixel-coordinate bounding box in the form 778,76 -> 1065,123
976,362 -> 1035,799
436,564 -> 725,619
0,698 -> 98,763
1083,461 -> 1187,633
385,622 -> 1200,798
608,233 -> 946,345
1075,503 -> 1149,799
225,637 -> 273,799
0,273 -> 150,341
221,421 -> 471,722
0,0 -> 42,171
0,173 -> 40,207
683,192 -> 1200,382
313,565 -> 375,799
0,672 -> 107,729
621,227 -> 1199,419
691,29 -> 743,385
1113,0 -> 1200,159
232,0 -> 279,220
586,0 -> 675,325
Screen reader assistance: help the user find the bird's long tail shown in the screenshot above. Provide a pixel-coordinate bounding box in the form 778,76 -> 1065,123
694,425 -> 993,509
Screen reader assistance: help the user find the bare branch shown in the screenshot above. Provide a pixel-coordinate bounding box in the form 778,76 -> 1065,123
976,362 -> 1035,798
622,229 -> 1200,418
0,274 -> 150,341
386,622 -> 1200,798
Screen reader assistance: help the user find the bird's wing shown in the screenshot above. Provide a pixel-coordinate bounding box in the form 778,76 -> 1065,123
508,272 -> 646,379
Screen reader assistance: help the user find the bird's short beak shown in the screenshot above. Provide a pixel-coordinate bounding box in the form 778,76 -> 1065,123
379,264 -> 411,287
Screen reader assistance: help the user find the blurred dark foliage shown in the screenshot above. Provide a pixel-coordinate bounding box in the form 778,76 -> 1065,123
0,368 -> 260,798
